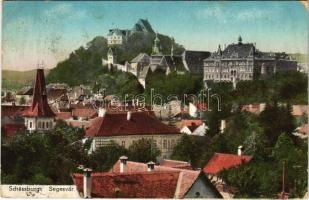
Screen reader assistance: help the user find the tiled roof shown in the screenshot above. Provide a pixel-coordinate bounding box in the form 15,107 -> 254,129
23,69 -> 55,117
181,119 -> 204,128
131,53 -> 150,63
72,108 -> 97,118
1,105 -> 30,117
182,50 -> 211,73
47,88 -> 67,101
16,87 -> 33,95
165,55 -> 186,72
160,159 -> 193,170
55,112 -> 72,120
110,160 -> 199,198
222,43 -> 255,58
2,123 -> 26,137
203,153 -> 252,175
86,112 -> 180,137
292,105 -> 308,116
72,171 -> 179,198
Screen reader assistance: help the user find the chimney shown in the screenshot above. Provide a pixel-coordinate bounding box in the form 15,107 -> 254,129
220,120 -> 226,133
83,168 -> 92,198
98,108 -> 106,117
147,161 -> 155,172
119,156 -> 128,173
238,146 -> 243,156
127,111 -> 131,121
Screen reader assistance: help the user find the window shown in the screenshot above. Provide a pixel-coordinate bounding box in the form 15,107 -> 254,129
163,140 -> 167,148
168,140 -> 171,149
49,122 -> 53,129
29,122 -> 32,129
121,141 -> 125,147
42,122 -> 45,129
46,122 -> 49,129
171,140 -> 175,148
38,122 -> 41,128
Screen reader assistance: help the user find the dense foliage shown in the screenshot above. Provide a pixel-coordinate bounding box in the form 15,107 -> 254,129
2,125 -> 161,184
47,33 -> 184,87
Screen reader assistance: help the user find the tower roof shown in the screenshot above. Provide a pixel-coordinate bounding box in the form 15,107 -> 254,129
23,68 -> 55,117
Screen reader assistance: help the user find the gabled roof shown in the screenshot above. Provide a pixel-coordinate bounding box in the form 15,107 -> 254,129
72,108 -> 98,118
182,50 -> 211,73
16,87 -> 33,95
22,69 -> 55,117
160,159 -> 193,170
131,53 -> 150,63
55,112 -> 72,120
1,105 -> 30,117
72,171 -> 179,198
203,153 -> 252,175
47,88 -> 67,101
164,55 -> 187,72
110,160 -> 200,198
85,112 -> 180,137
223,43 -> 255,58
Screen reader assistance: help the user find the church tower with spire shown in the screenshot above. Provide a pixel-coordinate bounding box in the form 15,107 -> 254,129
23,63 -> 55,132
152,32 -> 162,55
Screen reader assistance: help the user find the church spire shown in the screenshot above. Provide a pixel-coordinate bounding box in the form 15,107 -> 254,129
23,68 -> 55,117
152,32 -> 162,55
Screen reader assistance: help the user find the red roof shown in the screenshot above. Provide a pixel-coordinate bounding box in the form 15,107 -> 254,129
72,108 -> 97,118
203,153 -> 252,175
182,119 -> 204,127
86,112 -> 180,137
292,105 -> 308,116
55,112 -> 72,120
22,69 -> 55,117
2,123 -> 26,137
299,124 -> 308,135
110,160 -> 199,198
2,105 -> 30,117
160,159 -> 193,170
72,171 -> 179,198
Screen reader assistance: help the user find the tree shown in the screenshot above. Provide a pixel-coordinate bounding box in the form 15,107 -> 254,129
89,142 -> 128,171
259,103 -> 295,145
19,96 -> 26,105
171,134 -> 210,168
128,138 -> 160,163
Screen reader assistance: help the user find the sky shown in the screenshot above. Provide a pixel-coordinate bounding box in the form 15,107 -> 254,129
2,1 -> 308,71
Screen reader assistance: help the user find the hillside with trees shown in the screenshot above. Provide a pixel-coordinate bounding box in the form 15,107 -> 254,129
46,32 -> 184,87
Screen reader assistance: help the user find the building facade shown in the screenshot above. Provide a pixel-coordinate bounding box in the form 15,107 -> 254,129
86,111 -> 181,160
203,36 -> 297,84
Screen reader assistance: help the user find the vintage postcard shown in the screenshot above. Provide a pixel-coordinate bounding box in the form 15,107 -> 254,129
1,1 -> 308,199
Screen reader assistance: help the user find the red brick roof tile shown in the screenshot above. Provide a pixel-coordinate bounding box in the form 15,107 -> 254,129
72,171 -> 180,198
72,108 -> 97,118
110,160 -> 199,198
160,159 -> 193,170
203,153 -> 252,175
55,112 -> 72,120
86,112 -> 180,137
1,105 -> 30,117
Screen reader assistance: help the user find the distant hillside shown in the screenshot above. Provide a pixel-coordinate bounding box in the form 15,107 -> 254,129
2,69 -> 50,84
47,32 -> 184,86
